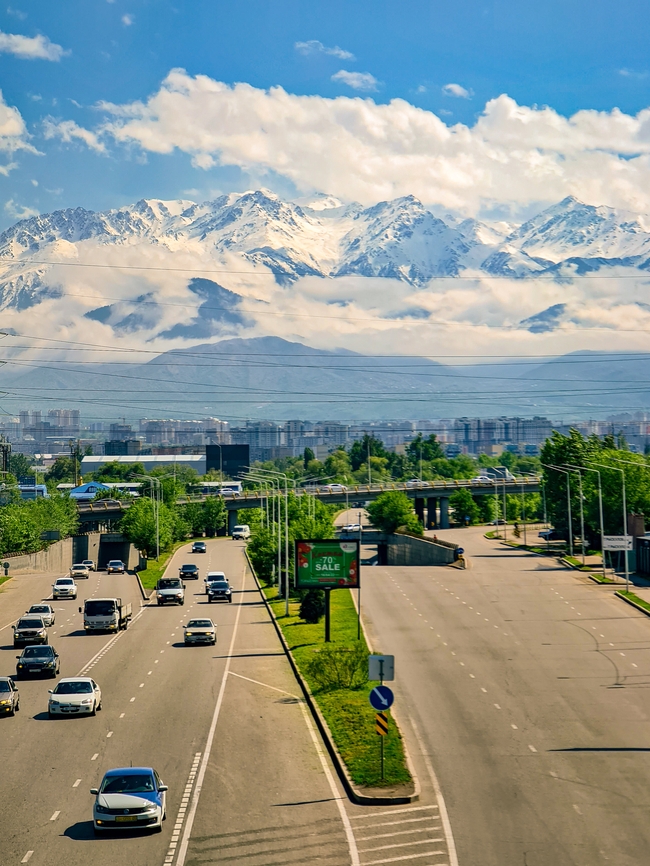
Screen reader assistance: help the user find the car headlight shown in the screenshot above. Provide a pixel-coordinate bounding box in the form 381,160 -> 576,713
17,664 -> 23,668
144,805 -> 158,813
46,661 -> 55,667
95,803 -> 109,814
81,699 -> 93,704
186,632 -> 194,636
49,699 -> 59,706
0,699 -> 10,705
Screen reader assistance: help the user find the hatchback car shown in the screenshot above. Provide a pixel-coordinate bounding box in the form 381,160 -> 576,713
52,577 -> 77,599
26,604 -> 56,627
13,616 -> 48,647
191,541 -> 207,553
0,677 -> 19,715
16,645 -> 60,678
179,563 -> 199,580
106,560 -> 125,574
184,618 -> 217,645
82,559 -> 96,571
69,563 -> 90,579
91,767 -> 167,833
322,484 -> 347,493
48,677 -> 101,717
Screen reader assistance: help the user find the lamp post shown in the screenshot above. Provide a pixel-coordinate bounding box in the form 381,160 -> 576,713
131,474 -> 161,560
542,464 -> 573,558
520,479 -> 527,547
245,473 -> 282,588
589,462 -> 629,591
562,465 -> 586,566
251,468 -> 291,615
212,442 -> 223,481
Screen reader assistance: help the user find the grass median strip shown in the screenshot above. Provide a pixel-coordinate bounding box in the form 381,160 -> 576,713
136,538 -> 203,590
617,590 -> 650,614
264,585 -> 411,789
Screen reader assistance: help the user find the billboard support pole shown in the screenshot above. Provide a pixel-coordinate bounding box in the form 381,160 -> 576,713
324,588 -> 331,643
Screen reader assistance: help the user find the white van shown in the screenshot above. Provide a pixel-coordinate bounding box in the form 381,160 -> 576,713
232,524 -> 250,540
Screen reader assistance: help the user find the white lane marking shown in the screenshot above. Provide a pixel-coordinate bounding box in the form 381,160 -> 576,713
408,715 -> 459,866
72,779 -> 81,787
50,811 -> 60,821
573,804 -> 582,815
469,674 -> 475,678
228,670 -> 299,697
155,660 -> 159,664
91,753 -> 98,761
363,848 -> 446,864
481,688 -> 487,693
511,724 -> 518,730
21,853 -> 33,863
139,683 -> 144,688
120,712 -> 125,718
359,838 -> 444,854
528,745 -> 537,753
106,731 -> 113,738
354,816 -> 435,830
351,805 -> 438,820
164,753 -> 201,865
494,704 -> 501,709
130,697 -> 135,702
358,827 -> 439,842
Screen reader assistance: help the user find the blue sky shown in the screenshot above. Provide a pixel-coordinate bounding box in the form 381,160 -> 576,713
3,0 -> 650,227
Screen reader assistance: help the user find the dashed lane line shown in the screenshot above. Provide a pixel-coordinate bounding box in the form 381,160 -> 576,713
21,853 -> 33,864
50,811 -> 60,821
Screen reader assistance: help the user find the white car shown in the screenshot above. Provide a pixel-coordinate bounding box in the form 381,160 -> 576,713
82,559 -> 96,572
70,563 -> 90,579
92,767 -> 167,833
471,476 -> 493,483
26,603 -> 56,627
340,523 -> 361,533
231,524 -> 250,540
405,478 -> 429,488
48,677 -> 102,717
52,577 -> 78,600
184,618 -> 217,645
322,484 -> 348,493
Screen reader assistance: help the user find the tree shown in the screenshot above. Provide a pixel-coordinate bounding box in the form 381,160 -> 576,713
247,525 -> 277,583
303,447 -> 315,469
119,498 -> 174,556
45,456 -> 77,484
406,433 -> 444,464
299,588 -> 325,623
449,489 -> 480,525
93,461 -> 146,483
367,491 -> 422,535
9,452 -> 32,480
203,497 -> 227,536
348,435 -> 388,472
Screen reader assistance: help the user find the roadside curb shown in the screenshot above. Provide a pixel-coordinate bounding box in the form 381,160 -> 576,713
615,590 -> 650,618
246,550 -> 419,806
135,570 -> 151,600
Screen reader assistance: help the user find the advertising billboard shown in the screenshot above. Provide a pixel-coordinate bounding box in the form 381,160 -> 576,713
295,539 -> 360,589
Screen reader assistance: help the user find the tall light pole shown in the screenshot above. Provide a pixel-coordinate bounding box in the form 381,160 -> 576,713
132,474 -> 161,560
212,442 -> 223,481
252,467 -> 291,615
245,473 -> 281,588
520,479 -> 527,547
542,464 -> 573,558
562,465 -> 586,566
589,462 -> 629,591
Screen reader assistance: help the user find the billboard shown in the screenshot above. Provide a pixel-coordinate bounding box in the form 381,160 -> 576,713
295,539 -> 360,589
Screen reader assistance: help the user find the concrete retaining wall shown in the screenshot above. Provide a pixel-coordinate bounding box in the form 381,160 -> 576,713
387,533 -> 457,566
3,532 -> 140,575
3,536 -> 74,574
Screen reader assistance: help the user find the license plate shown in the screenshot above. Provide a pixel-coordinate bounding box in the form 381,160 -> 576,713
30,667 -> 42,672
115,815 -> 138,822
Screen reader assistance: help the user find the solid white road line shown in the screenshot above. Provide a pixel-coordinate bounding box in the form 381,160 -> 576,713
50,811 -> 60,821
174,567 -> 247,866
72,779 -> 81,787
21,852 -> 33,863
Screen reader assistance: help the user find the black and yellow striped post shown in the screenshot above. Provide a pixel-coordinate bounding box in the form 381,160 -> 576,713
376,711 -> 388,779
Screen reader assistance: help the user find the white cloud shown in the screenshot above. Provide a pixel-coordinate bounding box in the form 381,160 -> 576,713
121,13 -> 133,26
618,68 -> 648,80
4,199 -> 38,219
416,85 -> 427,94
54,70 -> 650,217
442,83 -> 471,98
0,89 -> 38,171
0,30 -> 68,61
6,7 -> 27,20
331,69 -> 378,91
295,40 -> 354,60
43,118 -> 106,153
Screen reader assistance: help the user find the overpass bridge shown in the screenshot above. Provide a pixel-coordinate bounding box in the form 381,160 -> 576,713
77,476 -> 540,533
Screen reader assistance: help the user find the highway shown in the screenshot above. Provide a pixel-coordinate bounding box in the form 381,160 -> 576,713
0,540 -> 363,866
360,523 -> 650,866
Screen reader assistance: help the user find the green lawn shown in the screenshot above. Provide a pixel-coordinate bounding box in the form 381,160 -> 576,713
0,574 -> 11,589
265,586 -> 411,788
137,539 -> 202,590
617,590 -> 650,613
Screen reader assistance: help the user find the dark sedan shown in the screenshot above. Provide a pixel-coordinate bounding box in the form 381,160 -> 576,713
16,645 -> 60,678
179,563 -> 199,580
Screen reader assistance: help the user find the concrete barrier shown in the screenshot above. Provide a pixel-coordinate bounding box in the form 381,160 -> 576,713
387,533 -> 458,566
2,536 -> 74,575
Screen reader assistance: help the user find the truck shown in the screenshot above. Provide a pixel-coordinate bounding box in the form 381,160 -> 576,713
79,597 -> 132,632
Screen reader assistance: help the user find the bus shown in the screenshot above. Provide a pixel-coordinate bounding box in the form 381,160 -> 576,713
192,481 -> 243,496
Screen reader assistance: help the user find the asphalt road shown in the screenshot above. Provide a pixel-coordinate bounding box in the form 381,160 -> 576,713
0,540 -> 362,866
360,524 -> 650,866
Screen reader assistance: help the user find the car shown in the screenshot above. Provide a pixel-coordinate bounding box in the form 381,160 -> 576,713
205,574 -> 232,603
16,645 -> 60,678
489,519 -> 507,525
179,563 -> 199,580
26,604 -> 56,627
351,501 -> 366,509
405,478 -> 430,488
471,476 -> 493,484
539,529 -> 565,541
204,570 -> 226,595
192,541 -> 207,553
340,523 -> 361,533
184,618 -> 217,645
82,559 -> 96,572
48,677 -> 102,717
322,484 -> 347,493
156,577 -> 185,605
13,616 -> 48,647
52,577 -> 78,599
91,767 -> 167,834
0,677 -> 19,715
231,524 -> 250,540
106,560 -> 125,574
70,563 -> 90,580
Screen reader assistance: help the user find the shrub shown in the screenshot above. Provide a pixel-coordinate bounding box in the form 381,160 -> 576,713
299,588 -> 325,623
305,642 -> 369,691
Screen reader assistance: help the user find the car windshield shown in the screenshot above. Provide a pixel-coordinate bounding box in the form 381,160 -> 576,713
85,600 -> 116,616
23,647 -> 53,658
54,681 -> 93,694
100,774 -> 155,794
209,581 -> 228,588
0,681 -> 11,692
159,579 -> 181,588
72,565 -> 86,570
29,606 -> 48,613
57,579 -> 73,585
188,620 -> 212,628
180,565 -> 196,571
17,619 -> 42,629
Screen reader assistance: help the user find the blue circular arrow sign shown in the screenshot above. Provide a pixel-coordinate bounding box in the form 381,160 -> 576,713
369,685 -> 394,710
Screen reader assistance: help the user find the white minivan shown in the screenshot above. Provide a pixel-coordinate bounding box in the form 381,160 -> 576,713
232,524 -> 250,540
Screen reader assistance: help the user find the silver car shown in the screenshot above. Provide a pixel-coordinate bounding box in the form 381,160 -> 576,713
70,563 -> 90,580
13,616 -> 48,647
52,577 -> 78,599
184,618 -> 217,645
0,677 -> 19,716
156,577 -> 185,606
92,767 -> 167,833
48,677 -> 102,718
26,604 -> 56,627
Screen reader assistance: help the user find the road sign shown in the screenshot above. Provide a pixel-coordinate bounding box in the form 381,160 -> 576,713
369,685 -> 394,710
368,654 -> 394,682
295,539 -> 359,588
456,548 -> 464,555
603,535 -> 633,551
375,711 -> 388,736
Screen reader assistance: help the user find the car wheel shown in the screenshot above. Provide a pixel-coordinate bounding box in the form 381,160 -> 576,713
90,702 -> 96,716
97,701 -> 102,711
153,824 -> 163,833
157,601 -> 162,606
180,599 -> 184,606
228,597 -> 232,603
9,704 -> 15,716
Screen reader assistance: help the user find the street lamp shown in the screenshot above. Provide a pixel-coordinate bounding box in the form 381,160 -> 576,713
561,465 -> 586,566
541,464 -> 573,558
588,462 -> 629,591
244,473 -> 282,587
131,474 -> 161,560
250,468 -> 291,615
